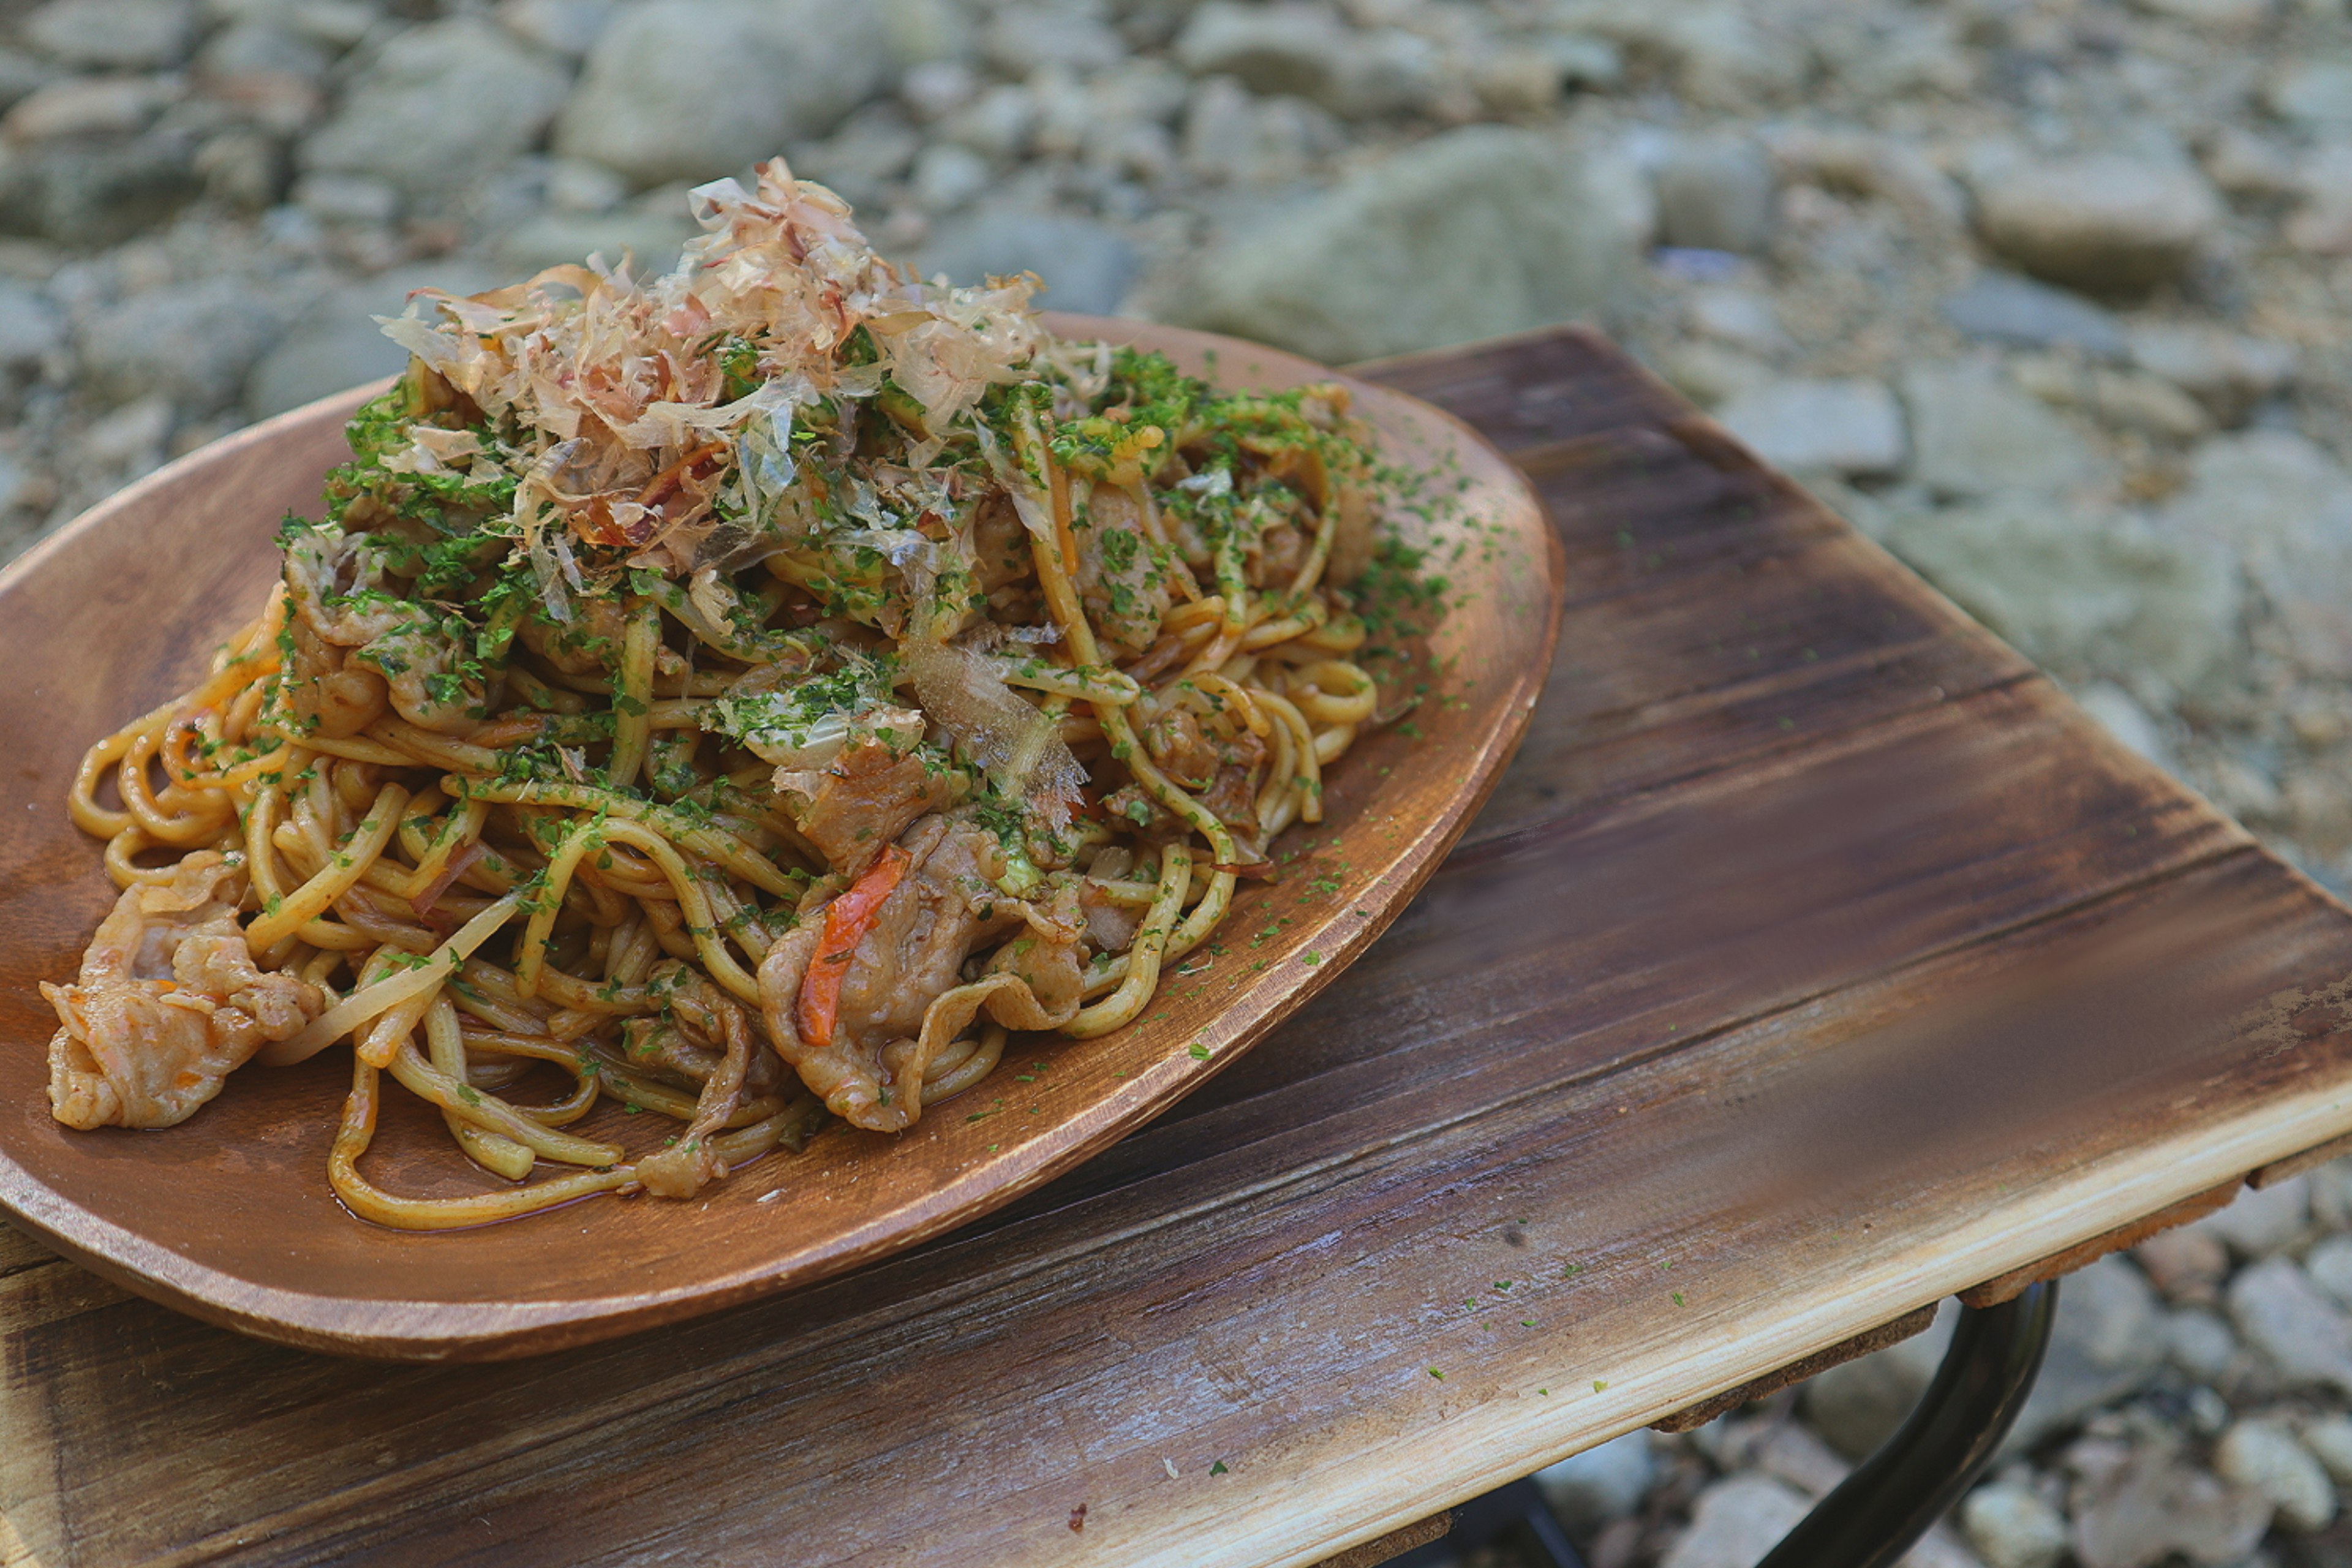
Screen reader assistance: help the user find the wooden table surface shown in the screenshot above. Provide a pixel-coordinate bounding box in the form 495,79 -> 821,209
9,326 -> 2352,1568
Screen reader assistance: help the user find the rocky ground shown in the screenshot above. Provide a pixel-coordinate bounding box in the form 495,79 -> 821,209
2,0 -> 2351,1562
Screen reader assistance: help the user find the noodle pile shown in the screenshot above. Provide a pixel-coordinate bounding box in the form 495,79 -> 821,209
43,158 -> 1430,1229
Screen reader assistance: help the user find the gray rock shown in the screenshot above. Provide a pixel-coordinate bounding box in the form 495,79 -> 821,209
3,75 -> 175,141
302,18 -> 570,204
909,143 -> 989,213
2165,1306 -> 2243,1383
2068,1439 -> 2273,1568
1716,377 -> 1905,476
2215,1418 -> 2334,1531
1804,1305 -> 1955,1460
81,276 -> 284,413
1899,361 -> 2106,502
554,0 -> 892,189
490,208 -> 695,277
1940,273 -> 2126,360
2299,1412 -> 2352,1482
1172,2 -> 1439,119
23,0 -> 195,69
1534,1429 -> 1654,1533
543,156 -> 625,213
2228,1255 -> 2352,1394
981,3 -> 1124,74
494,0 -> 616,59
1167,126 -> 1639,365
1972,157 -> 2222,293
2192,1175 -> 2310,1258
2306,1234 -> 2352,1308
0,137 -> 198,245
196,18 -> 331,82
1687,287 -> 1789,354
2004,1257 -> 2168,1454
2076,683 -> 2169,766
916,211 -> 1136,317
246,260 -> 498,418
291,170 -> 396,224
939,82 -> 1036,162
1881,498 -> 2235,690
2126,323 -> 2295,426
0,281 -> 62,366
1180,76 -> 1343,187
1660,1473 -> 1813,1568
1537,29 -> 1623,89
1656,341 -> 1771,409
1959,1481 -> 2068,1568
2163,431 -> 2352,677
1656,135 -> 1777,255
2265,57 -> 2352,128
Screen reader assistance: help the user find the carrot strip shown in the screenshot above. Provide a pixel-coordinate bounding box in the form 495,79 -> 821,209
796,844 -> 911,1049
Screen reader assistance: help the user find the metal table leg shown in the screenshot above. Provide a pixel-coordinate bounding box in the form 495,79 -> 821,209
1757,1280 -> 2057,1568
1386,1281 -> 2056,1568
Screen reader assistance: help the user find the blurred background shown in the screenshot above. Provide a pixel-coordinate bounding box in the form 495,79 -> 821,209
2,0 -> 2351,1561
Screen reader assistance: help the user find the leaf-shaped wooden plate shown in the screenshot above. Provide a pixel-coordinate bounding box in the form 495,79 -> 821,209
0,315 -> 1562,1360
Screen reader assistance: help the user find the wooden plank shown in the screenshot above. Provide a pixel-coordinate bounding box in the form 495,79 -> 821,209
5,328 -> 2347,1568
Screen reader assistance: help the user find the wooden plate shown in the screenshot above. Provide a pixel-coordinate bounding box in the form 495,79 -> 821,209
0,315 -> 1562,1360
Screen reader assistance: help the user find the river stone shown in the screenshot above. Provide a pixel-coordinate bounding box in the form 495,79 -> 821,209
1167,126 -> 1639,364
2127,323 -> 2295,426
1972,156 -> 2222,292
2228,1256 -> 2352,1395
2163,431 -> 2352,677
1940,273 -> 2126,359
1655,135 -> 1777,254
1961,1481 -> 2068,1568
1715,377 -> 1905,475
2215,1418 -> 2335,1531
1900,360 -> 2106,501
2266,57 -> 2352,128
2190,1174 -> 2310,1258
554,0 -> 893,188
1534,1430 -> 1654,1533
81,274 -> 286,413
301,17 -> 571,203
246,260 -> 499,418
1660,1474 -> 1813,1568
916,210 -> 1137,315
23,0 -> 195,69
1879,498 -> 2235,690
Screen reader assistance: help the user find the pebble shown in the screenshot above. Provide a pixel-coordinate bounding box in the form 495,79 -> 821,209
1880,498 -> 2236,690
1687,287 -> 1790,354
916,210 -> 1137,317
2215,1417 -> 2335,1531
2125,323 -> 2295,426
493,0 -> 616,60
2228,1255 -> 2352,1395
1658,1472 -> 1812,1568
2077,684 -> 2170,766
2165,431 -> 2352,679
2307,1233 -> 2352,1308
246,258 -> 496,418
1714,375 -> 1905,475
1169,126 -> 1639,364
2165,1306 -> 2244,1383
1900,360 -> 2106,502
2299,1411 -> 2352,1482
2263,56 -> 2352,128
1656,135 -> 1777,255
3,75 -> 176,141
301,17 -> 570,204
1960,1481 -> 2068,1568
1534,1428 -> 1655,1532
2067,1439 -> 2273,1568
2194,1177 -> 2311,1259
1939,273 -> 2127,360
553,0 -> 892,188
1180,77 -> 1342,187
1970,156 -> 2222,293
78,273 -> 282,412
23,0 -> 196,70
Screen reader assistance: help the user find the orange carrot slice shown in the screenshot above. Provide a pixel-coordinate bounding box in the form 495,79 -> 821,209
797,844 -> 911,1049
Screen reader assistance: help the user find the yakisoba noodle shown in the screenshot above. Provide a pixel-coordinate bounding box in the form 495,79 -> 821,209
42,158 -> 1432,1229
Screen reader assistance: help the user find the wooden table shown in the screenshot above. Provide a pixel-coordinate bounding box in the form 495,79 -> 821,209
9,326 -> 2352,1568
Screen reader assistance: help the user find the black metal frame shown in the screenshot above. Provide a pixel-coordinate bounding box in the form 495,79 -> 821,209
1395,1281 -> 2059,1568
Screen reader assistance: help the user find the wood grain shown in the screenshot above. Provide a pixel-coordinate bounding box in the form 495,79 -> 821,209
4,325 -> 2351,1568
0,318 -> 1562,1360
